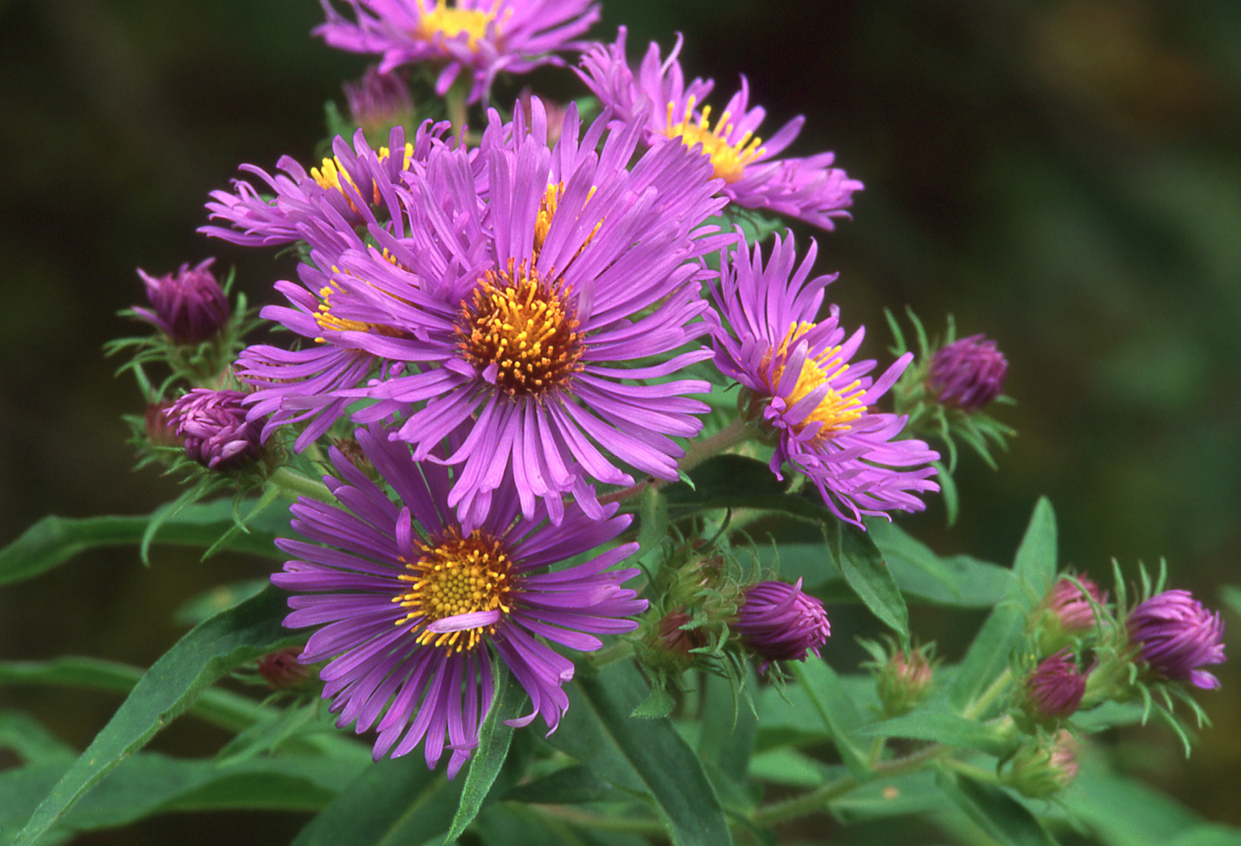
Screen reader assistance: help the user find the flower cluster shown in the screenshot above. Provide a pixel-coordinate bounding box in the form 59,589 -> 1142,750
174,6 -> 961,776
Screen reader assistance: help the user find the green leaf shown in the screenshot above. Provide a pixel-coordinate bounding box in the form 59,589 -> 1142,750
663,455 -> 835,525
856,710 -> 1017,757
544,663 -> 732,846
867,519 -> 1010,608
826,520 -> 909,640
630,684 -> 676,719
0,499 -> 291,587
935,770 -> 1058,846
501,765 -> 630,805
291,754 -> 464,846
0,710 -> 76,766
787,660 -> 871,778
11,587 -> 300,846
636,486 -> 669,569
831,769 -> 943,822
950,497 -> 1057,713
697,672 -> 758,809
445,665 -> 528,842
1059,756 -> 1203,846
476,803 -> 653,846
748,748 -> 832,788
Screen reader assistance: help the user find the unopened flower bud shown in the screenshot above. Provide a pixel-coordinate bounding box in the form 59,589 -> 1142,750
1127,590 -> 1225,690
876,646 -> 935,717
927,334 -> 1007,411
256,648 -> 311,690
734,579 -> 830,668
1002,730 -> 1079,798
134,258 -> 230,345
165,389 -> 264,471
145,401 -> 182,447
1022,650 -> 1086,722
1046,574 -> 1106,634
518,89 -> 569,145
344,66 -> 413,135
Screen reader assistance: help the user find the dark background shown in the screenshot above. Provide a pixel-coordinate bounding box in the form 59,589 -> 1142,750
2,0 -> 1239,841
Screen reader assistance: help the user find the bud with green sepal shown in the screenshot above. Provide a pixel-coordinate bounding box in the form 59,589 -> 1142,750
862,638 -> 937,718
1027,572 -> 1109,657
1000,730 -> 1080,798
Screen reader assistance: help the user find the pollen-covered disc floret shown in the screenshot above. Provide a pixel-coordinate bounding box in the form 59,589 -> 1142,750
273,425 -> 647,777
711,234 -> 939,526
456,262 -> 584,396
316,0 -> 600,105
578,28 -> 863,230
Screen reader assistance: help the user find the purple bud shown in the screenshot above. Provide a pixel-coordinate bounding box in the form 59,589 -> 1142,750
134,258 -> 230,345
518,89 -> 569,145
1046,574 -> 1106,634
1024,650 -> 1087,720
927,334 -> 1008,411
343,66 -> 413,134
1127,590 -> 1225,689
256,648 -> 311,690
145,401 -> 183,447
734,579 -> 830,667
165,389 -> 264,471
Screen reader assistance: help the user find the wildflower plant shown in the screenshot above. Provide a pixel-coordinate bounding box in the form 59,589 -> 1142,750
3,6 -> 1235,846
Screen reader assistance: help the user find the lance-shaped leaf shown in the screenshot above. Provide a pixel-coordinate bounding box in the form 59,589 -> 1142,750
825,519 -> 909,641
11,587 -> 300,846
0,499 -> 290,586
950,497 -> 1057,714
935,770 -> 1058,846
544,663 -> 732,846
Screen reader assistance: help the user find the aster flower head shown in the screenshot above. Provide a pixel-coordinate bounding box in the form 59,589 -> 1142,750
274,425 -> 646,776
165,389 -> 265,471
1022,649 -> 1087,722
1127,589 -> 1225,690
711,234 -> 939,527
317,0 -> 600,105
309,99 -> 731,525
133,258 -> 230,345
927,334 -> 1008,411
733,579 -> 830,668
202,122 -> 453,248
577,28 -> 863,230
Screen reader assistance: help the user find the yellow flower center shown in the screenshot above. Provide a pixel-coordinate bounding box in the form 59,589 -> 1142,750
665,96 -> 765,184
313,258 -> 406,342
419,1 -> 498,50
310,144 -> 415,206
766,322 -> 866,440
457,260 -> 584,397
394,528 -> 514,654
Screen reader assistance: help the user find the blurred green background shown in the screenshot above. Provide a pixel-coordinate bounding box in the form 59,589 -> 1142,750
1,0 -> 1239,842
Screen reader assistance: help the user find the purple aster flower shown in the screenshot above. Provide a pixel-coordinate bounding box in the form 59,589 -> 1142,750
165,389 -> 265,471
272,425 -> 646,776
577,28 -> 863,230
1023,650 -> 1087,721
733,579 -> 830,668
202,123 -> 454,248
316,0 -> 600,105
133,258 -> 230,345
344,66 -> 415,135
1127,590 -> 1225,690
927,334 -> 1008,411
282,100 -> 730,525
711,234 -> 939,526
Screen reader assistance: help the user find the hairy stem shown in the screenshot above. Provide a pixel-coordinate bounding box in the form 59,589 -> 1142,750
269,467 -> 335,504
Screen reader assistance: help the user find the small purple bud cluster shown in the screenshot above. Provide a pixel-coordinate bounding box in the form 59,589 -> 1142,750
734,579 -> 831,668
165,389 -> 264,471
134,258 -> 230,346
1023,649 -> 1087,722
927,334 -> 1007,411
1127,590 -> 1225,690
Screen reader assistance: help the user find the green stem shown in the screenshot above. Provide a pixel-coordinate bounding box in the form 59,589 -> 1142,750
445,79 -> 469,141
268,467 -> 335,504
963,667 -> 1014,720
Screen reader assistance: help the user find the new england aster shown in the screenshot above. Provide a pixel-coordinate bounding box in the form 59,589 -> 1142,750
273,425 -> 646,776
316,0 -> 600,105
577,28 -> 863,230
711,234 -> 939,526
277,99 -> 730,525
